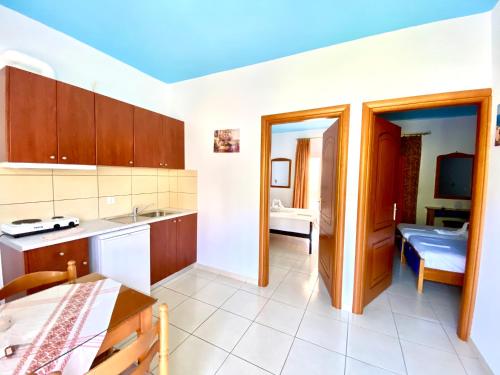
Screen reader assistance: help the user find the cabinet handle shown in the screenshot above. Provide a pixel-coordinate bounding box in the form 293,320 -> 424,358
59,252 -> 65,256
178,219 -> 182,222
61,156 -> 68,160
129,161 -> 134,165
160,163 -> 163,166
49,155 -> 56,160
165,163 -> 168,167
173,220 -> 176,223
83,261 -> 88,265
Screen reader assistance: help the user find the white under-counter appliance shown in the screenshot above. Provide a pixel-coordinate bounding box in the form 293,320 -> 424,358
89,225 -> 150,295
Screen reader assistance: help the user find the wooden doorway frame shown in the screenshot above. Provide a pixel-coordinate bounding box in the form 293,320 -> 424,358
352,89 -> 492,340
259,105 -> 350,309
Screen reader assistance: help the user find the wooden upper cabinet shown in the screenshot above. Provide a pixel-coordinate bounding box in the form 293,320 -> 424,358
162,116 -> 185,169
134,107 -> 162,168
2,66 -> 57,163
57,82 -> 96,165
95,93 -> 134,166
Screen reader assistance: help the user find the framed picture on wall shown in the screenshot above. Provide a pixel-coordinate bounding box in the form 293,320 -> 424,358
214,129 -> 240,153
495,104 -> 500,147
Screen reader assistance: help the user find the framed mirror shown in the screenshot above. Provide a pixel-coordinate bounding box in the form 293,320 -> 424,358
434,152 -> 474,200
271,158 -> 291,188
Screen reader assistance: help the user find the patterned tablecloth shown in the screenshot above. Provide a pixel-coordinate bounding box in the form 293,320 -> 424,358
0,278 -> 121,375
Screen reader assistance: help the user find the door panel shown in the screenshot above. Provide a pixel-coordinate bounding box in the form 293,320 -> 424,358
57,81 -> 96,165
368,238 -> 394,288
8,67 -> 57,163
163,116 -> 185,169
177,214 -> 197,269
318,122 -> 339,299
150,219 -> 177,284
134,107 -> 162,168
95,94 -> 134,166
363,117 -> 401,306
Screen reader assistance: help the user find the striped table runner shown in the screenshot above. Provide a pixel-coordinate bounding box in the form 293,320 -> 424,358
0,278 -> 121,375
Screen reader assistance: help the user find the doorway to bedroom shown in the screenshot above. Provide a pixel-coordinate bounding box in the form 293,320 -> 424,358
259,105 -> 350,310
353,89 -> 492,341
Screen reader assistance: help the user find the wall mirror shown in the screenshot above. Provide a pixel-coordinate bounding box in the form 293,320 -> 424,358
271,158 -> 291,188
434,152 -> 474,200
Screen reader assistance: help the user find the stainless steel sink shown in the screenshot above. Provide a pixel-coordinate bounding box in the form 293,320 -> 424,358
107,214 -> 150,224
139,210 -> 178,218
107,210 -> 179,224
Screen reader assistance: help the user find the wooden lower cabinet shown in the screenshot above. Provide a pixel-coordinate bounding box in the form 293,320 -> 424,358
0,238 -> 90,294
24,238 -> 90,276
176,214 -> 197,269
150,214 -> 197,284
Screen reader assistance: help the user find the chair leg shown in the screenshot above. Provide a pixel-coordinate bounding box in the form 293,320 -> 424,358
159,304 -> 169,375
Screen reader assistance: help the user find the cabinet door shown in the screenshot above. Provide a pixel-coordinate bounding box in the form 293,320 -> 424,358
57,82 -> 96,165
134,107 -> 162,168
162,116 -> 185,169
177,214 -> 197,269
150,219 -> 178,284
95,94 -> 134,166
8,67 -> 57,162
24,238 -> 90,277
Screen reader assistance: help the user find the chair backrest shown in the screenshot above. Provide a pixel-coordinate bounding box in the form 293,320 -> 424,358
87,304 -> 169,375
0,260 -> 77,300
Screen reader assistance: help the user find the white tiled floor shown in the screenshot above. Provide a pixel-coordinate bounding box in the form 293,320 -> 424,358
147,234 -> 491,375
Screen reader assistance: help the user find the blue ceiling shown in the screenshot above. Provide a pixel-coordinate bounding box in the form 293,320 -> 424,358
382,105 -> 478,121
0,0 -> 497,83
272,118 -> 335,134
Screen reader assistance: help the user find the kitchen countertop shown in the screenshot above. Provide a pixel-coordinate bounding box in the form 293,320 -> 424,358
0,209 -> 197,252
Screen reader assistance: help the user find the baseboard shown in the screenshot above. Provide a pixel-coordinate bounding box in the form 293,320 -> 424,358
150,264 -> 195,290
469,338 -> 495,375
194,263 -> 258,285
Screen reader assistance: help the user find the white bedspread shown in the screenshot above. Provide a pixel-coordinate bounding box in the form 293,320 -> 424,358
270,208 -> 317,235
409,235 -> 467,273
397,223 -> 461,241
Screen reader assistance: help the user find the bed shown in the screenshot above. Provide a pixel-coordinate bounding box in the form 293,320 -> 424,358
269,207 -> 317,254
397,223 -> 467,293
396,223 -> 457,264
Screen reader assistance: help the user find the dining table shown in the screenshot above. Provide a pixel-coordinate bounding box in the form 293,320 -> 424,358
0,273 -> 157,374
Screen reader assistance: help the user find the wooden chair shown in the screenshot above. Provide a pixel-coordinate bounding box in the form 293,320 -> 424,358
87,304 -> 169,375
0,260 -> 77,300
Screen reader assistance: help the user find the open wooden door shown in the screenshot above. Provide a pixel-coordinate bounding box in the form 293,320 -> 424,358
318,121 -> 340,303
363,117 -> 401,306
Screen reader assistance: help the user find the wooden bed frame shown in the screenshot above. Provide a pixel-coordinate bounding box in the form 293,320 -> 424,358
270,221 -> 313,254
400,237 -> 464,293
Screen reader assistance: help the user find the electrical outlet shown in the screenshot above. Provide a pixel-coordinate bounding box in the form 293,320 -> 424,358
106,196 -> 116,205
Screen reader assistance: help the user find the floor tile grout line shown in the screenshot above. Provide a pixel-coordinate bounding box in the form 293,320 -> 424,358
221,258 -> 295,374
426,296 -> 471,373
389,294 -> 410,375
278,260 -> 317,375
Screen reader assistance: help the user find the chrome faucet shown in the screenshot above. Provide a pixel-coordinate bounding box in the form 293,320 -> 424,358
132,204 -> 153,217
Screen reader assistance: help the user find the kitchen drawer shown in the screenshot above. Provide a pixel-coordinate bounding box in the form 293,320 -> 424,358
24,238 -> 90,277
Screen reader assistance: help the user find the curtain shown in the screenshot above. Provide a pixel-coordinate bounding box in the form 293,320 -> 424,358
400,135 -> 422,223
292,138 -> 310,208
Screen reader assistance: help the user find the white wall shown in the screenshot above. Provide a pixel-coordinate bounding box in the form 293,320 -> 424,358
169,13 -> 493,306
0,6 -> 172,115
391,116 -> 477,225
270,128 -> 328,207
471,2 -> 500,374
